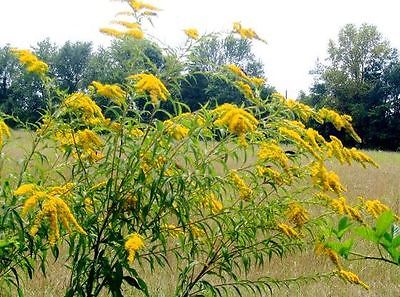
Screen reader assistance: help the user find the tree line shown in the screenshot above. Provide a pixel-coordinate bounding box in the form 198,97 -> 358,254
300,24 -> 400,150
0,35 -> 274,125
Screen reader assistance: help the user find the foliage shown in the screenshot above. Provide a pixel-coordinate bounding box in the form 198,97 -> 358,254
301,23 -> 400,150
0,2 -> 398,297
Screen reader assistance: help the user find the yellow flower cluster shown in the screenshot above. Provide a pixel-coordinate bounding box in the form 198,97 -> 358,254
235,81 -> 254,100
232,22 -> 265,42
54,129 -> 104,162
284,97 -> 316,122
202,193 -> 223,214
128,0 -> 160,12
326,136 -> 378,168
131,127 -> 144,138
277,223 -> 299,238
256,166 -> 287,185
285,202 -> 309,227
11,49 -> 48,76
0,119 -> 10,145
183,28 -> 199,40
330,196 -> 362,222
213,103 -> 258,144
128,73 -> 170,104
315,243 -> 341,268
101,22 -> 144,39
310,161 -> 346,194
229,170 -> 252,201
64,92 -> 105,125
257,141 -> 289,169
318,108 -> 361,143
362,198 -> 389,218
279,126 -> 319,160
226,64 -> 265,100
92,81 -> 126,106
164,119 -> 189,140
14,183 -> 86,246
338,269 -> 369,290
125,233 -> 145,263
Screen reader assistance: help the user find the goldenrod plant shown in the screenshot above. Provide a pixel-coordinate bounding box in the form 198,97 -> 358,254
0,0 -> 398,296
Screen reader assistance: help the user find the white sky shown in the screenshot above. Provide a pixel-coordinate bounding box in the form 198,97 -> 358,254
1,0 -> 399,98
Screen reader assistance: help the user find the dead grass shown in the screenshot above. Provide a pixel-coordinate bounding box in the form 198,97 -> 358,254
2,132 -> 399,296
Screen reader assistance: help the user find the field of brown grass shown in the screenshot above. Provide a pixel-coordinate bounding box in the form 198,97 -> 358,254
2,132 -> 399,296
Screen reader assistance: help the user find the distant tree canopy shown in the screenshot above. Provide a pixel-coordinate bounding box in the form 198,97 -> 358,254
0,35 -> 273,125
301,23 -> 400,150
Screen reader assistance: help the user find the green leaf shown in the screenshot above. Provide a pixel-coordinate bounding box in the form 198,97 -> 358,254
375,211 -> 394,238
354,226 -> 378,243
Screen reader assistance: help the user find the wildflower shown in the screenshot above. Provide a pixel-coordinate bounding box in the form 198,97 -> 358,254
229,170 -> 252,201
277,223 -> 299,238
310,162 -> 346,194
15,183 -> 86,246
125,28 -> 144,39
226,64 -> 248,79
131,127 -> 144,137
256,166 -> 287,185
202,193 -> 223,214
348,148 -> 379,168
330,196 -> 362,222
12,49 -> 48,76
233,22 -> 265,42
184,28 -> 199,40
284,97 -> 316,122
63,92 -> 105,125
285,202 -> 309,227
112,20 -> 141,30
338,269 -> 369,290
92,81 -> 126,106
100,28 -> 125,38
362,198 -> 389,218
318,108 -> 361,143
249,77 -> 265,87
125,233 -> 145,263
257,141 -> 289,169
0,119 -> 10,145
128,0 -> 160,12
235,81 -> 254,99
128,73 -> 170,104
213,103 -> 258,138
190,224 -> 205,238
315,243 -> 341,268
164,119 -> 189,140
279,126 -> 320,160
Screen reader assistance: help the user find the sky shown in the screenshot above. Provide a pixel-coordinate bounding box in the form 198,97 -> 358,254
1,0 -> 400,98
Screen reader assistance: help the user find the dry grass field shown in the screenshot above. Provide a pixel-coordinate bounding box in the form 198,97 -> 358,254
2,131 -> 399,297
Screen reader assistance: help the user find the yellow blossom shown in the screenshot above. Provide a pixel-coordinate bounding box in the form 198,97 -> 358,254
338,269 -> 369,290
183,28 -> 199,40
131,127 -> 144,137
310,161 -> 346,194
235,81 -> 254,99
362,198 -> 389,218
315,243 -> 341,268
164,119 -> 189,140
258,141 -> 289,169
128,73 -> 170,104
128,0 -> 160,12
277,223 -> 299,238
0,119 -> 10,145
213,103 -> 258,138
125,233 -> 145,263
285,203 -> 309,227
202,193 -> 223,214
226,64 -> 248,79
162,224 -> 184,238
229,170 -> 252,201
232,22 -> 265,42
12,49 -> 48,76
330,196 -> 362,222
92,81 -> 126,106
63,92 -> 105,125
100,28 -> 125,38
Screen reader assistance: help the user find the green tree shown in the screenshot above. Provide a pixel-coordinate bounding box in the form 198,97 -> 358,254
302,24 -> 399,149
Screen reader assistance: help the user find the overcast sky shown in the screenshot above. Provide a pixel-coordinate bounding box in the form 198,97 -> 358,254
1,0 -> 399,98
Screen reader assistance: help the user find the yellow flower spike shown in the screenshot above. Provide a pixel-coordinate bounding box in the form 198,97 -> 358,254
128,0 -> 160,12
100,28 -> 125,38
277,223 -> 299,238
184,28 -> 199,40
12,48 -> 49,76
229,170 -> 253,201
338,269 -> 369,290
257,141 -> 289,170
235,81 -> 254,100
330,196 -> 362,222
127,73 -> 170,104
125,28 -> 144,39
0,119 -> 10,145
131,127 -> 144,138
310,162 -> 346,194
232,22 -> 266,43
226,64 -> 248,79
111,20 -> 141,30
14,183 -> 37,196
164,119 -> 189,140
21,191 -> 46,217
125,233 -> 145,263
362,198 -> 389,218
162,224 -> 184,238
285,203 -> 309,227
92,81 -> 126,106
315,243 -> 341,268
63,92 -> 105,125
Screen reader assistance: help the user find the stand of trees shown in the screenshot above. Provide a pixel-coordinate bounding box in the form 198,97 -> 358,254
301,24 -> 400,150
0,35 -> 274,125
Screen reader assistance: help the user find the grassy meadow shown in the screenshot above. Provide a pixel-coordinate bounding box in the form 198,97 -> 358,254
2,131 -> 400,297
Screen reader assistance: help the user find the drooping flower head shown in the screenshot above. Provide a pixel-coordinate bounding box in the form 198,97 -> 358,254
128,73 -> 170,104
125,233 -> 145,263
12,49 -> 49,76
